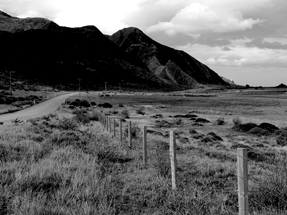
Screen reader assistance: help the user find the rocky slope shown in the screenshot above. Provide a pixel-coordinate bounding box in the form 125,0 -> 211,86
110,27 -> 228,87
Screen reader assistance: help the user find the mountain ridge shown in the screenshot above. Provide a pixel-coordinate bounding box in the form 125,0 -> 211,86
110,27 -> 228,87
0,11 -> 229,90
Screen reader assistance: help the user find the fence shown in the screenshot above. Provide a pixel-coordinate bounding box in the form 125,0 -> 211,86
95,112 -> 284,215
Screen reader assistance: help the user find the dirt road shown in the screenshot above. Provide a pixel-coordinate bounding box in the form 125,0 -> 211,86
0,92 -> 77,124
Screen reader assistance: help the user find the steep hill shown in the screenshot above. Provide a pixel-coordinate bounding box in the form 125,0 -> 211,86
0,11 -> 59,32
0,12 -> 164,90
110,27 -> 228,87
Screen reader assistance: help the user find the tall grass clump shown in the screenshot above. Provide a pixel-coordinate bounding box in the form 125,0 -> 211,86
250,155 -> 287,212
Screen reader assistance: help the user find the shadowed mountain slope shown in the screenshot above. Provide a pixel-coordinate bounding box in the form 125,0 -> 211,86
0,12 -> 166,90
0,11 -> 228,90
110,27 -> 228,87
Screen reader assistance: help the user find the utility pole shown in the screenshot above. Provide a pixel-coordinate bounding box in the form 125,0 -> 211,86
78,78 -> 82,96
119,83 -> 121,91
9,71 -> 14,96
105,82 -> 107,92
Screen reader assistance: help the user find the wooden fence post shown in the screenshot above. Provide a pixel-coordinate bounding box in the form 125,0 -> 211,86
113,118 -> 116,137
169,130 -> 177,190
109,117 -> 112,134
237,148 -> 248,215
143,126 -> 147,167
128,121 -> 132,148
119,120 -> 122,144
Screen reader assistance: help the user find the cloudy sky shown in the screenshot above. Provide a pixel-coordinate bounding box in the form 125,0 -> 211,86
1,0 -> 286,86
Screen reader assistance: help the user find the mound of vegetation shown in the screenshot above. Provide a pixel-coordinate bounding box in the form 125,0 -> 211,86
195,118 -> 210,123
201,132 -> 223,143
232,122 -> 257,132
276,128 -> 287,146
70,99 -> 90,107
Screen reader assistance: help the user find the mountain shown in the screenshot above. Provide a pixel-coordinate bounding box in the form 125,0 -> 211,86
0,11 -> 59,32
0,11 -> 229,90
0,11 -> 165,90
110,27 -> 228,87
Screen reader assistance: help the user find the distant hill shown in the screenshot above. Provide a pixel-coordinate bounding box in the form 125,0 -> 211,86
0,11 -> 229,90
275,83 -> 287,88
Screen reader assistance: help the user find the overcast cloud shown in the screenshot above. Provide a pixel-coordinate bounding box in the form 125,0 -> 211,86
0,0 -> 286,86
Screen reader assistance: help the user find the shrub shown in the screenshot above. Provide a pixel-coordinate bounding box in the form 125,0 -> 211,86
172,118 -> 182,125
118,103 -> 124,107
57,118 -> 78,130
103,103 -> 113,108
233,122 -> 257,133
248,127 -> 270,136
214,117 -> 225,125
232,117 -> 242,126
121,110 -> 129,118
135,107 -> 145,115
276,129 -> 287,146
124,124 -> 140,139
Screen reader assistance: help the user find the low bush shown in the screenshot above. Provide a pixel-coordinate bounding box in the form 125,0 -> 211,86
214,117 -> 225,126
248,127 -> 270,136
276,129 -> 287,146
232,122 -> 257,133
102,103 -> 113,108
232,117 -> 242,126
124,124 -> 140,139
57,118 -> 78,130
121,110 -> 129,118
135,107 -> 145,115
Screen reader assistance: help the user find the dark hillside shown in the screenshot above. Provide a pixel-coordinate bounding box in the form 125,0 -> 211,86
110,27 -> 228,87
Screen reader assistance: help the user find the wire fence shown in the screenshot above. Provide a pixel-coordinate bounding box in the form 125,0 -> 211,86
93,111 -> 287,215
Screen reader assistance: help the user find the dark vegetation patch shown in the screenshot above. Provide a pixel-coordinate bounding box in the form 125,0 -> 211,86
179,137 -> 189,144
173,113 -> 197,118
232,122 -> 258,132
191,122 -> 204,127
257,123 -> 279,133
276,128 -> 287,146
98,103 -> 113,108
213,117 -> 225,125
201,132 -> 223,143
248,127 -> 270,136
0,91 -> 42,107
135,107 -> 145,115
195,118 -> 211,123
150,114 -> 163,119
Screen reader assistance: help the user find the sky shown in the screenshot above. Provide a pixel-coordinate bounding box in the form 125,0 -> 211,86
1,0 -> 287,86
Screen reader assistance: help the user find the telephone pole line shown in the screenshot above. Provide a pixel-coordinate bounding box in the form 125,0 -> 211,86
9,71 -> 14,96
105,82 -> 107,92
78,78 -> 82,96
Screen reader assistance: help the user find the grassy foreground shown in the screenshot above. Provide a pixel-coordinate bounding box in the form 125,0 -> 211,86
0,102 -> 287,214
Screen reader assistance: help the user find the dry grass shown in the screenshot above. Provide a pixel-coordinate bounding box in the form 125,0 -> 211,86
1,89 -> 287,214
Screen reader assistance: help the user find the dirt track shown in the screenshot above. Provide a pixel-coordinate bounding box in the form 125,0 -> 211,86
0,92 -> 77,124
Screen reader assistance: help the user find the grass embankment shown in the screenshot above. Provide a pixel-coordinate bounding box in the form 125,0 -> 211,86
0,102 -> 287,214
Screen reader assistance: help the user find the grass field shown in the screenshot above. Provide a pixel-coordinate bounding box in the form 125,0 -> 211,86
1,88 -> 287,214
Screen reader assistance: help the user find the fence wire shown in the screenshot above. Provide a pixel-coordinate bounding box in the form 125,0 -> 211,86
97,116 -> 287,214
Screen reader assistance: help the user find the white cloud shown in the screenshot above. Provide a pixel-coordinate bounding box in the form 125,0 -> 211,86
177,43 -> 287,68
147,1 -> 266,35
